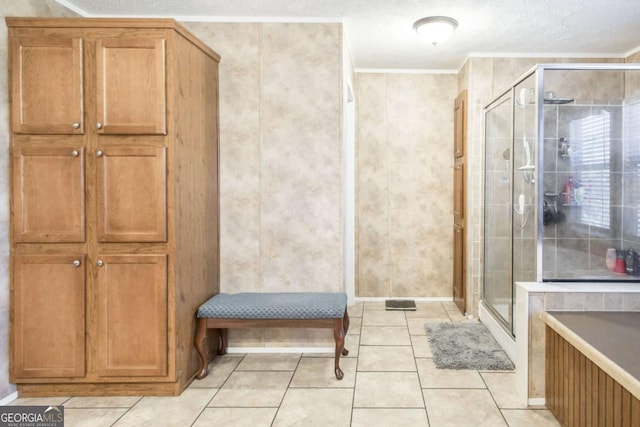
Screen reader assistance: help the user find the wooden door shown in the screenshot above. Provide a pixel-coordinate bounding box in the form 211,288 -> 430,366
12,146 -> 85,242
95,147 -> 167,242
95,38 -> 166,134
12,255 -> 85,379
454,90 -> 467,158
453,90 -> 467,314
453,224 -> 465,313
96,255 -> 167,377
10,37 -> 84,134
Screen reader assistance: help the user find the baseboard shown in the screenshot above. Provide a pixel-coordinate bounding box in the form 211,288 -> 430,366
226,347 -> 335,354
479,301 -> 516,363
528,397 -> 546,407
355,296 -> 453,302
0,392 -> 18,406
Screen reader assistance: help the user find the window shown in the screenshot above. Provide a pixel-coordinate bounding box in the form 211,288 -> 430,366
569,110 -> 611,230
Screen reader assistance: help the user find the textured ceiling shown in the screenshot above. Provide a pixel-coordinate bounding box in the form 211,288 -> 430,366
58,0 -> 640,70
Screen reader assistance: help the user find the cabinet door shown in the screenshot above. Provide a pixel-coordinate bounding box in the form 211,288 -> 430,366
95,38 -> 166,135
10,37 -> 84,134
13,146 -> 85,242
12,255 -> 85,379
96,147 -> 167,242
96,255 -> 167,377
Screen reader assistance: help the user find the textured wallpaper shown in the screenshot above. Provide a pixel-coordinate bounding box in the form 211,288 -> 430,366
357,73 -> 457,298
185,22 -> 343,347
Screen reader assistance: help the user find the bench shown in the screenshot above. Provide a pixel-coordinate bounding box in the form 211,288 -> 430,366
194,292 -> 350,380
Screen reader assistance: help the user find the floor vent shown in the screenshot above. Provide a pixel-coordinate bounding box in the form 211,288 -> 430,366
385,299 -> 417,311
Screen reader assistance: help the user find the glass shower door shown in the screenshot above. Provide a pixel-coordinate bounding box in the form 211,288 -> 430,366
484,93 -> 513,331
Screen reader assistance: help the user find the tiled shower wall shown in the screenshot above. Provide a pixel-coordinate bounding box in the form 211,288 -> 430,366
459,57 -> 626,316
356,73 -> 457,297
0,0 -> 78,401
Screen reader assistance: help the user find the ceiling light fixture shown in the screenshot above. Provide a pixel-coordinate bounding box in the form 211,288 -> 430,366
413,16 -> 458,47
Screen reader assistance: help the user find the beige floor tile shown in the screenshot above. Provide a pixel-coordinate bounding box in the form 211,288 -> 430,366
406,303 -> 449,318
354,372 -> 424,408
357,346 -> 416,372
442,301 -> 459,311
351,408 -> 429,427
290,357 -> 356,387
362,310 -> 407,326
236,353 -> 301,371
417,358 -> 485,388
363,301 -> 386,311
411,335 -> 432,358
407,317 -> 450,335
192,407 -> 277,427
345,333 -> 360,357
347,316 -> 362,335
64,396 -> 142,408
360,325 -> 411,345
501,409 -> 561,426
8,397 -> 70,406
272,388 -> 353,427
481,372 -> 526,408
64,408 -> 127,427
113,388 -> 216,427
208,371 -> 292,407
190,355 -> 244,388
423,389 -> 507,427
349,302 -> 364,317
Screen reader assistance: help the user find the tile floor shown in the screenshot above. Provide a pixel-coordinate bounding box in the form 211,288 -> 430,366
7,301 -> 561,426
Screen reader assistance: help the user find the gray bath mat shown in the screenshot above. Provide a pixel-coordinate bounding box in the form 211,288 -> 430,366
425,322 -> 514,370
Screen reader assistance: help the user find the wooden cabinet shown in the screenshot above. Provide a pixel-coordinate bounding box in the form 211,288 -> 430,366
8,18 -> 220,397
10,37 -> 84,134
96,147 -> 167,242
12,255 -> 86,379
97,255 -> 167,377
95,38 -> 166,135
12,146 -> 85,242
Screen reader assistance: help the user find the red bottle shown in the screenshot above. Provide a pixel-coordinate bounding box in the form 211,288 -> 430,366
563,176 -> 574,204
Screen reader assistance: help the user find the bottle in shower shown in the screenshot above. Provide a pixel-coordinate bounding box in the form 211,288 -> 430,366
563,176 -> 574,204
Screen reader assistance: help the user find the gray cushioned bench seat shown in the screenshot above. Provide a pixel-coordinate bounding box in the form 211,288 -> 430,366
197,292 -> 347,320
194,292 -> 349,381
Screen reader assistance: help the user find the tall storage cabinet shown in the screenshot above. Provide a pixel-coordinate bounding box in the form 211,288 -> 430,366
7,18 -> 220,396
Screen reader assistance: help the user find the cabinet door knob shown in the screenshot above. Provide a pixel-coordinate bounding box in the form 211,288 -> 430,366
96,123 -> 103,129
72,122 -> 80,129
96,260 -> 104,267
72,259 -> 81,267
96,150 -> 103,157
71,150 -> 79,157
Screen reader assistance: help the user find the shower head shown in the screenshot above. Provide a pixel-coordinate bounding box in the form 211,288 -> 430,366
502,148 -> 510,160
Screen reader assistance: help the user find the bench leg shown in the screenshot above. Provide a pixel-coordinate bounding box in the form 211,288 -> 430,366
333,318 -> 345,380
218,328 -> 228,355
194,317 -> 209,379
342,310 -> 350,356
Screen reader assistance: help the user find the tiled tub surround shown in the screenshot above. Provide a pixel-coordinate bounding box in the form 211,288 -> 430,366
515,282 -> 640,406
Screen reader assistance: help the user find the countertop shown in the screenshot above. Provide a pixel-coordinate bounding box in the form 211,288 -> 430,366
541,311 -> 640,400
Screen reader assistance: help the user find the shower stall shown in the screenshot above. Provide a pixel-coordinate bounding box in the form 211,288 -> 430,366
483,64 -> 640,335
